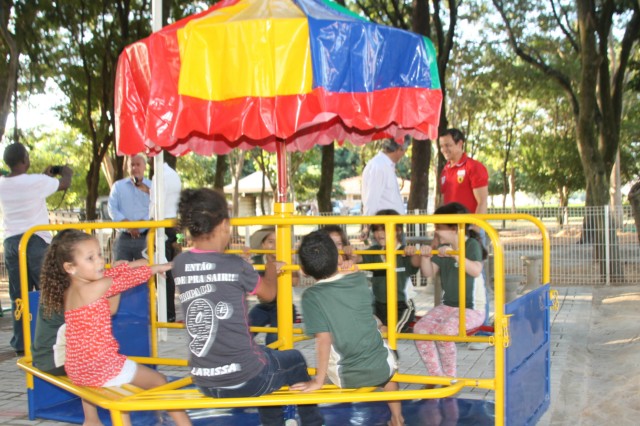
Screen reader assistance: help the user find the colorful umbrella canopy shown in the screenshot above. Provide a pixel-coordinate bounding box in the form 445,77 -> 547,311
115,0 -> 442,157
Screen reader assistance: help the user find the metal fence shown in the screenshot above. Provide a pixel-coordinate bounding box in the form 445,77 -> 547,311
478,205 -> 639,286
1,205 -> 638,289
313,204 -> 639,286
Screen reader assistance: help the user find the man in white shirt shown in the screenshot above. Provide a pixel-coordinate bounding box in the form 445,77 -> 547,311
0,143 -> 72,355
149,161 -> 182,322
362,138 -> 408,216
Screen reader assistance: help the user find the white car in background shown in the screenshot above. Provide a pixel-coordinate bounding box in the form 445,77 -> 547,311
348,202 -> 362,216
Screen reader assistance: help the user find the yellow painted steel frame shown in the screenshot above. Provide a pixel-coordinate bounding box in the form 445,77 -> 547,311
16,209 -> 550,426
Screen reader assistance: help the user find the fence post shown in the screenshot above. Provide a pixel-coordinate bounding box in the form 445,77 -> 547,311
605,205 -> 610,286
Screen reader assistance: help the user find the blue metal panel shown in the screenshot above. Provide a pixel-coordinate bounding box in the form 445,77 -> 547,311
189,398 -> 495,425
505,284 -> 551,425
28,392 -> 185,425
27,386 -> 496,425
28,292 -> 77,420
111,284 -> 151,357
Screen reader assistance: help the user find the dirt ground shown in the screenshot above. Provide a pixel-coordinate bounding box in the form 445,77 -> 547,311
546,286 -> 640,425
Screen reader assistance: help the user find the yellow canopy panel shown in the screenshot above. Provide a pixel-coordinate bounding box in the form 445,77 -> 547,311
177,0 -> 313,100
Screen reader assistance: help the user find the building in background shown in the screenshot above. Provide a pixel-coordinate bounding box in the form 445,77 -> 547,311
223,171 -> 274,217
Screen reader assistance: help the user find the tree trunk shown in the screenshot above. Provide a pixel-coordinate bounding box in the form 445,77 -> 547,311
85,158 -> 101,220
610,149 -> 623,226
434,97 -> 449,210
114,155 -> 125,182
213,154 -> 227,190
629,181 -> 640,244
411,0 -> 456,215
575,1 -> 622,282
580,183 -> 595,243
435,150 -> 446,208
588,205 -> 625,282
509,167 -> 516,212
407,140 -> 431,211
87,134 -> 112,220
558,186 -> 568,226
317,143 -> 334,213
101,155 -> 117,188
0,4 -> 19,143
412,0 -> 433,212
408,138 -> 431,211
409,138 -> 431,237
259,170 -> 268,216
230,153 -> 245,217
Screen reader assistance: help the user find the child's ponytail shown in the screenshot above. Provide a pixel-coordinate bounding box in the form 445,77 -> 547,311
467,228 -> 488,260
178,188 -> 229,238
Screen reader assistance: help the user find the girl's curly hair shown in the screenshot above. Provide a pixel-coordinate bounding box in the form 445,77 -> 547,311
178,188 -> 229,238
40,229 -> 94,318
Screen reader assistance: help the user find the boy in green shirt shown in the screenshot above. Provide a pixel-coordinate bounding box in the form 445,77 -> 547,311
292,230 -> 404,426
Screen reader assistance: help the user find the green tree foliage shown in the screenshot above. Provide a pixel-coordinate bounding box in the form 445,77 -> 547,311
492,0 -> 640,207
291,148 -> 322,202
620,126 -> 640,183
334,145 -> 360,181
620,83 -> 640,183
3,1 -> 211,220
449,1 -> 638,213
1,0 -> 59,143
176,153 -> 217,190
37,0 -> 156,219
22,126 -> 110,211
518,106 -> 584,208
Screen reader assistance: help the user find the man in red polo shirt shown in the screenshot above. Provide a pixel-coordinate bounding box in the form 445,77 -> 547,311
439,128 -> 488,216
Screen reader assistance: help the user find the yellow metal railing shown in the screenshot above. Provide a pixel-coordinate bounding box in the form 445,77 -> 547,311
16,210 -> 550,426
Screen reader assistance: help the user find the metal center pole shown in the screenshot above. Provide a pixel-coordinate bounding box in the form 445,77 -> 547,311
275,141 -> 294,349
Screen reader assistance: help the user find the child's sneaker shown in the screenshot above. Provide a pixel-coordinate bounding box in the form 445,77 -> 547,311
468,342 -> 490,350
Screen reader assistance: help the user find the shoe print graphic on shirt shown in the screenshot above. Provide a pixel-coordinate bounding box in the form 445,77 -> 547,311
186,299 -> 217,357
185,298 -> 234,357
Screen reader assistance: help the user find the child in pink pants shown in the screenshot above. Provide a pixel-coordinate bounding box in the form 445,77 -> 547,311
414,202 -> 488,378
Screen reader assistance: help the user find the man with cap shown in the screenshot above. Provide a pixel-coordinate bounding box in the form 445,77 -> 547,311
361,138 -> 408,217
247,227 -> 297,346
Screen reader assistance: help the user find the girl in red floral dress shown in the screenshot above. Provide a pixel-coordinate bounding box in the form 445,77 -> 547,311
40,229 -> 191,426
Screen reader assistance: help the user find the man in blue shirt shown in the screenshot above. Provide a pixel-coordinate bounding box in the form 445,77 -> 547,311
108,154 -> 151,261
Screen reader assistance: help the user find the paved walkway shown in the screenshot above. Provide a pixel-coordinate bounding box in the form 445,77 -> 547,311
0,284 -> 592,425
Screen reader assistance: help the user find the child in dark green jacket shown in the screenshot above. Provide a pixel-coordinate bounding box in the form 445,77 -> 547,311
360,209 -> 421,333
